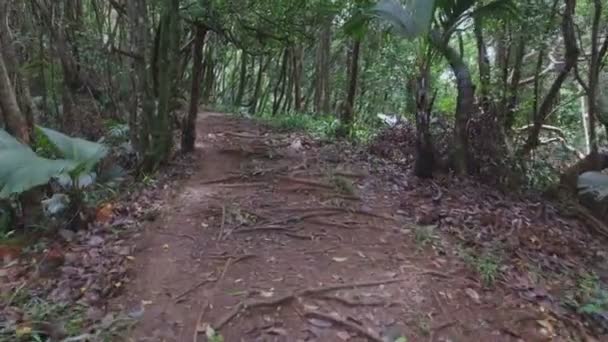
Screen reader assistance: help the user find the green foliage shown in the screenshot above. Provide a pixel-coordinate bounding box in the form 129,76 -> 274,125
462,248 -> 502,286
372,0 -> 435,39
413,225 -> 437,247
578,171 -> 608,200
0,127 -> 107,199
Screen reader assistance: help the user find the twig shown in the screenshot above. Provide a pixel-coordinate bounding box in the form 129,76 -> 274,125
156,231 -> 197,242
174,278 -> 218,303
224,131 -> 263,139
303,310 -> 383,342
217,205 -> 226,241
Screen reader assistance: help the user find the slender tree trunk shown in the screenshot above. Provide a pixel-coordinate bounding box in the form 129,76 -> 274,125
181,25 -> 207,153
0,0 -> 34,136
234,50 -> 248,107
143,0 -> 180,171
273,49 -> 289,115
0,49 -> 29,144
292,46 -> 303,112
474,17 -> 490,109
340,38 -> 361,130
430,31 -> 474,174
519,0 -> 579,158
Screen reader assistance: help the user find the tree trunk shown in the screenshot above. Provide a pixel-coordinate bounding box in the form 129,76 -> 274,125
410,65 -> 435,178
292,46 -> 303,112
519,0 -> 579,158
0,0 -> 34,137
314,19 -> 332,114
234,51 -> 248,107
430,31 -> 474,175
0,49 -> 29,144
474,17 -> 490,109
143,0 -> 180,171
273,49 -> 289,115
341,38 -> 361,130
181,25 -> 207,153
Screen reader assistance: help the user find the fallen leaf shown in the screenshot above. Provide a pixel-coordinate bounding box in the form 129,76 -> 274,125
536,319 -> 554,336
465,288 -> 481,304
332,257 -> 348,263
96,203 -> 114,223
308,318 -> 333,328
261,290 -> 274,298
336,331 -> 351,340
265,327 -> 288,336
15,325 -> 32,337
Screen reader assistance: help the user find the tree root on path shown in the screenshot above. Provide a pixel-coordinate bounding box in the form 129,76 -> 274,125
174,277 -> 218,303
200,175 -> 244,185
278,176 -> 336,190
214,278 -> 405,330
315,294 -> 401,307
303,310 -> 384,342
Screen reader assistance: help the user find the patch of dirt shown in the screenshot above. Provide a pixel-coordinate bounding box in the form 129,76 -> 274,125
116,112 -> 581,342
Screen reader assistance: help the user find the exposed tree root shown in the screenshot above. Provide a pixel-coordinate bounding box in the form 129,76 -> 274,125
200,175 -> 244,185
315,294 -> 400,307
174,277 -> 218,303
214,278 -> 405,330
218,182 -> 268,188
278,176 -> 336,189
567,203 -> 608,239
306,218 -> 357,230
303,310 -> 384,342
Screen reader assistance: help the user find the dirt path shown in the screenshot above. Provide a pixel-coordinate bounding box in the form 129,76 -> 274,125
119,113 -> 542,342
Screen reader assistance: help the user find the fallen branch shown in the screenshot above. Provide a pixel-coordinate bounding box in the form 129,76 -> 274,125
174,277 -> 218,303
303,310 -> 383,342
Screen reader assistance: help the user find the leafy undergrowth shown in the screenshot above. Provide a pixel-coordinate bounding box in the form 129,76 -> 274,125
0,155 -> 196,342
362,134 -> 608,337
245,112 -> 608,337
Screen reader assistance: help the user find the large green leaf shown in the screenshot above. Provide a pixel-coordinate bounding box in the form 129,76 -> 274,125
37,126 -> 108,170
372,0 -> 435,39
0,129 -> 30,151
0,149 -> 79,198
0,127 -> 107,198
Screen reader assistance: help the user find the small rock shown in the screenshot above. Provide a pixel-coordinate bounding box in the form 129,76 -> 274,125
86,307 -> 105,321
58,229 -> 75,241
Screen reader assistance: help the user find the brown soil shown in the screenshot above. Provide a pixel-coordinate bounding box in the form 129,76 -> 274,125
116,113 -> 557,342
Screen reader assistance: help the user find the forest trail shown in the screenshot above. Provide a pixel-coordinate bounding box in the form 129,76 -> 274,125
118,112 -> 540,342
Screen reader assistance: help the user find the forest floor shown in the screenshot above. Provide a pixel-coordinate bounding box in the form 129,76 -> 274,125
112,112 -> 608,342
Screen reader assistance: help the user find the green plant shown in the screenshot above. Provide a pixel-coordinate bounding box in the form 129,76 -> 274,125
462,248 -> 502,286
413,225 -> 436,248
0,126 -> 107,198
